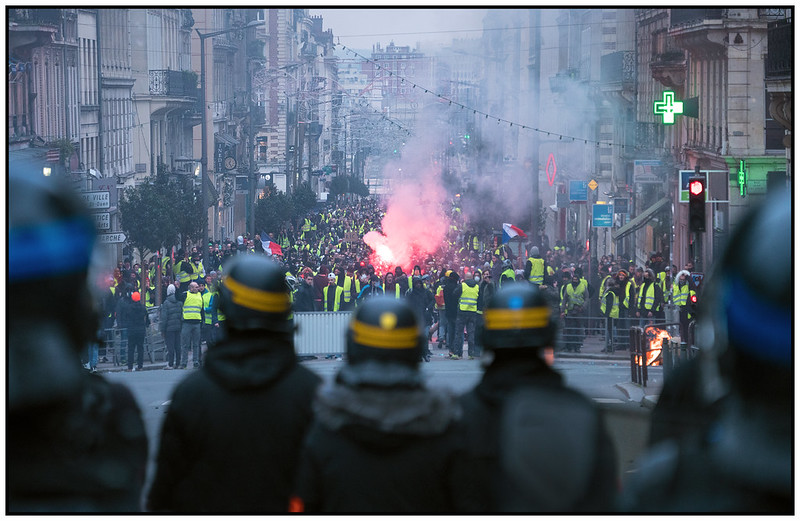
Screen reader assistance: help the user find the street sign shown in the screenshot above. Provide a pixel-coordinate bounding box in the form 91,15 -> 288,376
92,212 -> 111,230
569,180 -> 588,202
80,190 -> 110,210
588,179 -> 598,191
98,232 -> 126,244
633,160 -> 662,184
592,203 -> 614,227
613,198 -> 629,214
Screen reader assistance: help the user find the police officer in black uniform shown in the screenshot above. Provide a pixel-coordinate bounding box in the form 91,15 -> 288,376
147,255 -> 321,512
292,297 -> 463,512
8,161 -> 148,512
453,284 -> 618,512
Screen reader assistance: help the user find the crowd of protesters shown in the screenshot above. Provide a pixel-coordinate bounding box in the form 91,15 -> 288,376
97,195 -> 699,363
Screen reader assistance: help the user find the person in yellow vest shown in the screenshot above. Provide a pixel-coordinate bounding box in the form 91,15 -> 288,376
672,270 -> 695,345
393,266 -> 413,292
498,260 -> 516,289
636,268 -> 664,325
340,266 -> 356,311
450,273 -> 480,359
174,250 -> 191,294
600,277 -> 620,353
382,272 -> 403,299
323,273 -> 344,312
560,273 -> 588,352
179,281 -> 204,369
524,246 -> 547,286
200,280 -> 220,348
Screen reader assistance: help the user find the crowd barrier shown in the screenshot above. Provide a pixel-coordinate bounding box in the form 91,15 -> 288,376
293,311 -> 352,356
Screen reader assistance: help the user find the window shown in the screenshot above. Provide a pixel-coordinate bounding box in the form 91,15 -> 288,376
765,88 -> 786,151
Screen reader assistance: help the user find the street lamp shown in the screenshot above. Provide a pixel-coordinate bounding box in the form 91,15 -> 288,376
196,19 -> 264,269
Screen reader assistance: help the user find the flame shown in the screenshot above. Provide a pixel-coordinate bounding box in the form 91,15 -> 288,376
643,326 -> 670,366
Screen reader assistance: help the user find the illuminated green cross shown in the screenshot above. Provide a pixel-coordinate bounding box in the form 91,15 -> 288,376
737,160 -> 747,197
654,91 -> 684,125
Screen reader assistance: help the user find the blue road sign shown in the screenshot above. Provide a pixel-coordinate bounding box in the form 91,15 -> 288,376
592,204 -> 614,227
569,180 -> 588,201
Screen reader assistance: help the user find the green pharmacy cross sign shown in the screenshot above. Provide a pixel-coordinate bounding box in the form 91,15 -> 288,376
737,160 -> 748,197
654,91 -> 684,125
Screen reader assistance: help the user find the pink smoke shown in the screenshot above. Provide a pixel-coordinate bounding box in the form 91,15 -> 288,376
363,166 -> 449,274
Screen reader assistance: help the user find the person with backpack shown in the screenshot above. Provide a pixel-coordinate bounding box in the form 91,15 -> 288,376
453,283 -> 618,512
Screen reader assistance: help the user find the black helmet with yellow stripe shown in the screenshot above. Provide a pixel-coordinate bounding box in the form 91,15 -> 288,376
346,296 -> 423,367
338,297 -> 425,388
218,255 -> 292,333
481,283 -> 556,350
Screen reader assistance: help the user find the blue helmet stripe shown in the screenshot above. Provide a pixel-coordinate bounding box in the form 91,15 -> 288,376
9,217 -> 95,282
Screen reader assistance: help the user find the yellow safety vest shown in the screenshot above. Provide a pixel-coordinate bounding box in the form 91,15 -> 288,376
500,268 -> 516,288
638,283 -> 656,310
600,289 -> 619,318
527,257 -> 545,285
622,281 -> 634,309
323,285 -> 344,311
343,276 -> 353,302
202,291 -> 214,325
458,283 -> 479,312
182,292 -> 203,321
175,260 -> 191,283
565,283 -> 586,308
672,283 -> 690,307
382,283 -> 402,299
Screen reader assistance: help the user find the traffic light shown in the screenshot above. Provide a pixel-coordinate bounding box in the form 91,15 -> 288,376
688,177 -> 706,232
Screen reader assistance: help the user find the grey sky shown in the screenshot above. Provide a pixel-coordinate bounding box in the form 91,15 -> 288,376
309,8 -> 488,51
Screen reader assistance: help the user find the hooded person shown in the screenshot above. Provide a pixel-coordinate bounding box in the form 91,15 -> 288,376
147,255 -> 322,512
443,270 -> 461,354
8,161 -> 148,512
292,297 -> 463,512
405,276 -> 435,362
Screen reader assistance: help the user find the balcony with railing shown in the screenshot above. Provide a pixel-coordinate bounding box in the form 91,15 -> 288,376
766,18 -> 792,79
148,70 -> 198,99
601,51 -> 636,88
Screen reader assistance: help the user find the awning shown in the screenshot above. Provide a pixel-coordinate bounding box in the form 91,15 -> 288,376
214,133 -> 239,147
612,196 -> 671,241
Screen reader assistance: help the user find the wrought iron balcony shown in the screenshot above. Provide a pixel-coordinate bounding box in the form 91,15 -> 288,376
766,18 -> 792,78
601,51 -> 635,86
148,70 -> 198,98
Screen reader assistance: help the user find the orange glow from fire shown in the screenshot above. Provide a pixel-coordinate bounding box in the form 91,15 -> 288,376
642,326 -> 670,366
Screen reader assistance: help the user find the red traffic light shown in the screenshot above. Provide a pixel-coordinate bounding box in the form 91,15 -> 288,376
689,180 -> 704,196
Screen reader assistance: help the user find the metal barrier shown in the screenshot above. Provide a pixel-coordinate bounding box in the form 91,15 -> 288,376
294,311 -> 352,356
629,322 -> 677,387
557,315 -> 663,353
102,328 -> 127,366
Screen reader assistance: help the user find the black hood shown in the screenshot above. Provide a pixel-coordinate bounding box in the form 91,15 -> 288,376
313,382 -> 461,450
204,333 -> 297,391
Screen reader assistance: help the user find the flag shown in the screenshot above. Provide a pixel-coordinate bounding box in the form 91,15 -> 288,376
261,234 -> 283,256
502,223 -> 527,244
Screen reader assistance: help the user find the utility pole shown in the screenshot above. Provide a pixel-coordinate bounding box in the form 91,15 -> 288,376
530,9 -> 542,249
